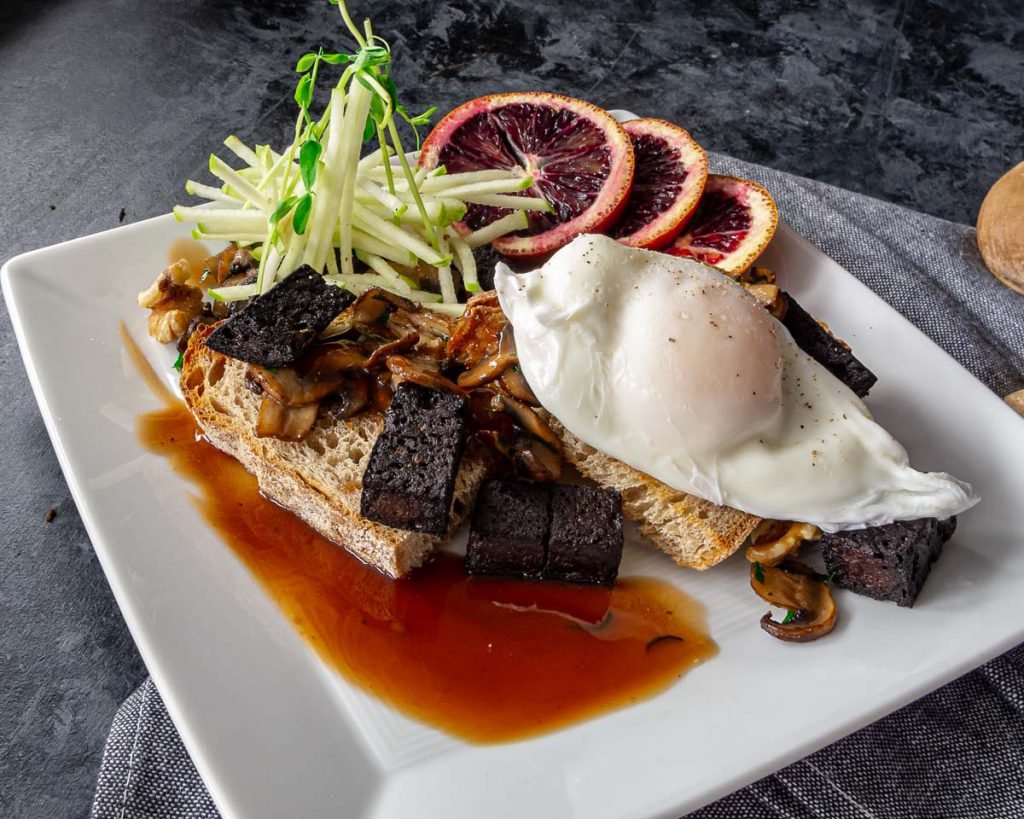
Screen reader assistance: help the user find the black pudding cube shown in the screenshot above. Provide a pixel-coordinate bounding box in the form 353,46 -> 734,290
360,383 -> 467,536
465,480 -> 551,578
821,517 -> 957,607
205,265 -> 354,367
781,293 -> 878,397
544,486 -> 623,586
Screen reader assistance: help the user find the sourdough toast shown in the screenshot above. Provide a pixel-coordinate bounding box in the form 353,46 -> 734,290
180,326 -> 489,578
547,417 -> 760,570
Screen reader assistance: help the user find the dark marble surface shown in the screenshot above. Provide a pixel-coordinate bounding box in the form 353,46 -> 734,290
0,1 -> 1021,816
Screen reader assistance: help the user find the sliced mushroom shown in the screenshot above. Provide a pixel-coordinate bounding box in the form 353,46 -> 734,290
467,389 -> 518,440
322,288 -> 453,357
319,314 -> 356,342
197,244 -> 254,287
199,247 -> 228,287
326,377 -> 371,420
229,246 -> 256,276
457,322 -> 518,388
746,521 -> 822,567
371,372 -> 394,411
176,308 -> 218,353
243,369 -> 264,396
396,258 -> 441,291
499,364 -> 539,405
465,388 -> 562,474
470,387 -> 506,415
250,342 -> 367,407
750,559 -> 837,642
513,438 -> 562,482
385,354 -> 463,394
365,331 -> 419,370
350,288 -> 419,327
494,393 -> 563,455
473,429 -> 513,459
302,341 -> 369,375
250,366 -> 343,407
211,299 -> 231,319
255,396 -> 319,440
403,308 -> 455,357
218,265 -> 257,316
381,295 -> 454,354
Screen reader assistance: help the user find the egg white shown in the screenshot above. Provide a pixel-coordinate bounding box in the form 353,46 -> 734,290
495,234 -> 977,531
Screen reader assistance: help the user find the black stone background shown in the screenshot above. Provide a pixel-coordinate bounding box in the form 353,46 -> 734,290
1,0 -> 1021,816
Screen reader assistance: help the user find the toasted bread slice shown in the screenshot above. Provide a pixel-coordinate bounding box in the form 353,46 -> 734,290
180,328 -> 489,578
547,417 -> 760,570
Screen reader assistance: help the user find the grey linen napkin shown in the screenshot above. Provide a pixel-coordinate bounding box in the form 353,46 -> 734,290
92,154 -> 1024,819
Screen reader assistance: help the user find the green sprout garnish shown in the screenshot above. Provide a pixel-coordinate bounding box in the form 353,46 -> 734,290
178,0 -> 545,313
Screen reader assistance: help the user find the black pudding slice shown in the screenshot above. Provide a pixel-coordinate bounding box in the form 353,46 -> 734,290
205,265 -> 353,367
360,383 -> 468,537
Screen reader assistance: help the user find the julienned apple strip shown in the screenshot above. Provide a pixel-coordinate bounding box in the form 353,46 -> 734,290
462,211 -> 529,249
186,1 -> 545,308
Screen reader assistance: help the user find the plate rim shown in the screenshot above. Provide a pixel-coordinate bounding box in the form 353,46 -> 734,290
5,178 -> 1024,819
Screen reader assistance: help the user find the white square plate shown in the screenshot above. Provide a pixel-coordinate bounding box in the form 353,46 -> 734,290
5,182 -> 1024,818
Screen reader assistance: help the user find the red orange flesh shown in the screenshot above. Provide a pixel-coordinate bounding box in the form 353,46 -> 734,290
419,92 -> 635,257
614,118 -> 708,249
666,175 -> 778,274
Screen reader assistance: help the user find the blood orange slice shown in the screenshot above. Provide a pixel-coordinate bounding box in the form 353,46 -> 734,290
666,175 -> 778,273
613,119 -> 708,249
418,92 -> 634,257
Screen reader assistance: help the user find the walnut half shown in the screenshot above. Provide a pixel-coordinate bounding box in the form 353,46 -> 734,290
139,259 -> 204,344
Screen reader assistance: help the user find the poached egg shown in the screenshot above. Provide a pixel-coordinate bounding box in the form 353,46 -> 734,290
494,234 -> 977,531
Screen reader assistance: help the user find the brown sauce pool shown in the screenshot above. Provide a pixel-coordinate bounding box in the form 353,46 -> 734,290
132,336 -> 716,742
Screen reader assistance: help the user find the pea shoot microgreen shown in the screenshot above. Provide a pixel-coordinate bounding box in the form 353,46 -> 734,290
179,0 -> 541,311
264,2 -> 441,258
